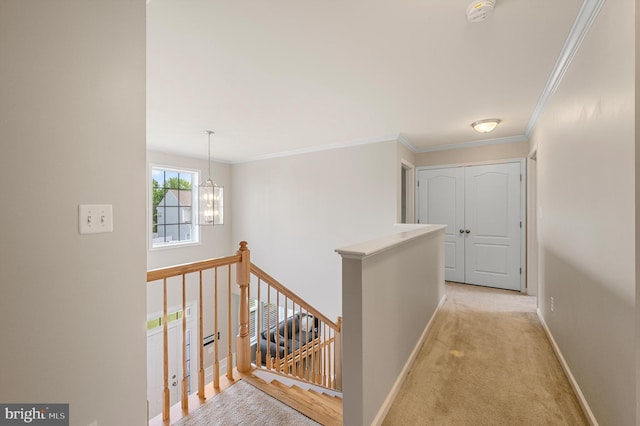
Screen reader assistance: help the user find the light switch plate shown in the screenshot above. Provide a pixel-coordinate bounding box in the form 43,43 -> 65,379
79,204 -> 113,234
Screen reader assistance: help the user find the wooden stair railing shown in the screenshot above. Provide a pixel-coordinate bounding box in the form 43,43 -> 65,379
250,264 -> 342,391
146,241 -> 342,424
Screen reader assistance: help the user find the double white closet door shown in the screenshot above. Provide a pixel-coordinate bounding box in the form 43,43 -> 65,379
417,161 -> 524,291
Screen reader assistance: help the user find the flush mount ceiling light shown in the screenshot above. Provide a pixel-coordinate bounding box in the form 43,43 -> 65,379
466,0 -> 496,23
471,118 -> 501,133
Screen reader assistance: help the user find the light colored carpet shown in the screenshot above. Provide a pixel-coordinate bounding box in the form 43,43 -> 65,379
383,282 -> 588,426
173,380 -> 320,426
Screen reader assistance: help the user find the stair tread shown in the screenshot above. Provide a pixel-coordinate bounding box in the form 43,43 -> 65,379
307,388 -> 343,411
243,375 -> 342,426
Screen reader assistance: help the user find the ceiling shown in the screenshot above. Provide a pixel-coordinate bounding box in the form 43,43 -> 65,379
147,0 -> 584,163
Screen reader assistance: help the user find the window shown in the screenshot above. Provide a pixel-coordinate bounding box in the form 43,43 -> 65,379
249,298 -> 283,344
151,166 -> 199,248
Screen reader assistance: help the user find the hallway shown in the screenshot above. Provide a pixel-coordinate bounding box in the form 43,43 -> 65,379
383,282 -> 587,425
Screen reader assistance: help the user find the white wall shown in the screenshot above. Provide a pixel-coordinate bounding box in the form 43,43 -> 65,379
636,1 -> 640,422
415,140 -> 529,167
0,2 -> 147,425
530,0 -> 635,424
232,141 -> 398,320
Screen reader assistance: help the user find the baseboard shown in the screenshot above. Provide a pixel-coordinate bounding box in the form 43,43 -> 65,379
204,357 -> 230,385
371,294 -> 448,426
536,309 -> 599,426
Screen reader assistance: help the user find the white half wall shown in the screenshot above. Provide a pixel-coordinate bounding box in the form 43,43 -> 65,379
232,140 -> 398,320
0,2 -> 147,425
337,225 -> 446,425
530,0 -> 635,424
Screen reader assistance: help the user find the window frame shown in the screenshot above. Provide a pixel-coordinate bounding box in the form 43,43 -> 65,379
149,164 -> 201,250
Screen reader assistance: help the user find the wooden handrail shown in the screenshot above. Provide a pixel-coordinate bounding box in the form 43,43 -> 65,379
250,263 -> 340,331
147,255 -> 242,282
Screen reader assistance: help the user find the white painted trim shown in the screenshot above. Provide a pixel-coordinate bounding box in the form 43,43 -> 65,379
400,158 -> 415,169
416,159 -> 526,292
335,224 -> 446,259
417,135 -> 528,153
536,309 -> 599,426
400,159 -> 416,224
398,133 -> 419,153
415,157 -> 525,172
205,365 -> 213,384
233,134 -> 401,164
525,0 -> 605,136
370,294 -> 447,426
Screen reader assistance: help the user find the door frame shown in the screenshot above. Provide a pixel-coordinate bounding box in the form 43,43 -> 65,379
416,158 -> 527,292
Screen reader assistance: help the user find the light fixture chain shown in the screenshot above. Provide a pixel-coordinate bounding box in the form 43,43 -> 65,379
206,130 -> 214,179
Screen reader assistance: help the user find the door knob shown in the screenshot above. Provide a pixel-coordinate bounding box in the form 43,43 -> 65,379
459,229 -> 465,234
465,229 -> 471,234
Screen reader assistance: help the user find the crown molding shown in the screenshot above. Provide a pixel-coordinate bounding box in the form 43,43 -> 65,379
233,134 -> 401,164
526,0 -> 606,136
397,134 -> 419,153
417,134 -> 528,153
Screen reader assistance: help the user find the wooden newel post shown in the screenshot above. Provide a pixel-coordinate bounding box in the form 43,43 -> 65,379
236,241 -> 252,373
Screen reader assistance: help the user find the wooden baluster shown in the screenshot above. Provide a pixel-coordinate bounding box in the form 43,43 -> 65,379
256,278 -> 262,368
181,274 -> 188,410
289,302 -> 300,376
335,316 -> 342,391
275,290 -> 280,371
307,312 -> 312,382
297,311 -> 302,378
198,271 -> 205,400
323,323 -> 328,387
227,265 -> 233,380
162,278 -> 170,421
303,310 -> 308,380
214,268 -> 220,389
283,297 -> 289,374
328,327 -> 333,389
311,316 -> 316,383
266,286 -> 271,369
236,241 -> 251,373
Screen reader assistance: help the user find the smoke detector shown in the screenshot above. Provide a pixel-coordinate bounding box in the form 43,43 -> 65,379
466,1 -> 496,23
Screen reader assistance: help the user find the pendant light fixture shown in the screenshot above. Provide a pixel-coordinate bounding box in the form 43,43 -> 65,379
198,130 -> 216,226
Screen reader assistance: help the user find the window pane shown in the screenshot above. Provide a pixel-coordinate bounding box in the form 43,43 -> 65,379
165,171 -> 179,189
177,189 -> 192,208
152,169 -> 165,188
249,310 -> 257,339
180,207 -> 192,224
164,225 -> 179,243
163,207 -> 179,225
179,224 -> 193,241
178,173 -> 193,189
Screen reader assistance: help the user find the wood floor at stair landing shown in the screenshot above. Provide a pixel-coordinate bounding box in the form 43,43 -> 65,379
242,374 -> 342,426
